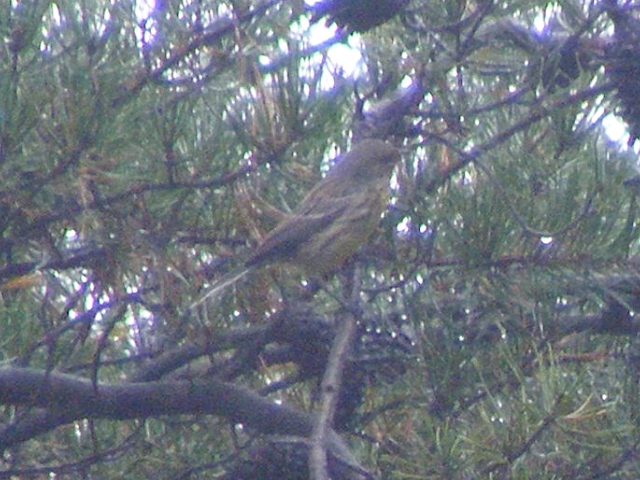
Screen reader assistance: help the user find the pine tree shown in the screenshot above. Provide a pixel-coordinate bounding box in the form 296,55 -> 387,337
2,0 -> 640,478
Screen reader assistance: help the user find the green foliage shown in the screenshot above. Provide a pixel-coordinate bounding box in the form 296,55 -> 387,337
3,0 -> 640,478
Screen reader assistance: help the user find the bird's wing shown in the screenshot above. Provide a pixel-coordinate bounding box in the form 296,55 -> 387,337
245,195 -> 349,267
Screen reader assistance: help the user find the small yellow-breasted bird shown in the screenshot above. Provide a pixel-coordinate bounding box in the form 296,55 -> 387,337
191,138 -> 401,307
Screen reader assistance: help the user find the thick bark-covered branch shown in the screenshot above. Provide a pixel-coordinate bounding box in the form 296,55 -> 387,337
0,367 -> 311,441
0,367 -> 366,477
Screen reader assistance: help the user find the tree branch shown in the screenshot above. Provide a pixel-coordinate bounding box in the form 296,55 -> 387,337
309,311 -> 358,480
0,366 -> 369,477
0,367 -> 310,447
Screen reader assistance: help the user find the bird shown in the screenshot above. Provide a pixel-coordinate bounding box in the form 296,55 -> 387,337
189,138 -> 401,309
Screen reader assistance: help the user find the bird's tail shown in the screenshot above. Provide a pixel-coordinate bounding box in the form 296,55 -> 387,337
186,265 -> 251,312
